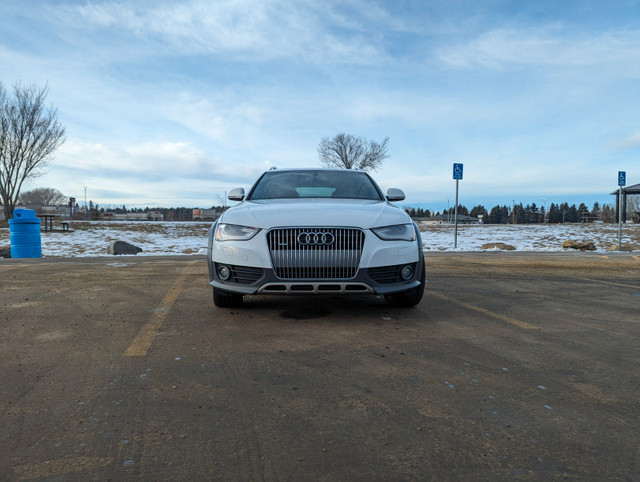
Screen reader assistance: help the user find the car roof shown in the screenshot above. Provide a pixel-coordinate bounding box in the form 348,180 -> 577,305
264,167 -> 367,173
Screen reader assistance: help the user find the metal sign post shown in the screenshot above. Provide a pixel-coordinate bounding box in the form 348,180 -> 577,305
453,163 -> 463,249
618,171 -> 626,251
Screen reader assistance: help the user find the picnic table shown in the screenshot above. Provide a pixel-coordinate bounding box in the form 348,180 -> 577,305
40,214 -> 56,231
37,214 -> 70,231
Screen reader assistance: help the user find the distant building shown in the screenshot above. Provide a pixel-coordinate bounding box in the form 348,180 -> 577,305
419,214 -> 481,225
111,212 -> 163,221
193,208 -> 223,221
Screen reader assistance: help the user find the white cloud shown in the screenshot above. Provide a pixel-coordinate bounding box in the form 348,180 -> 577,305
61,0 -> 390,64
608,130 -> 640,150
438,27 -> 640,74
53,138 -> 266,181
164,92 -> 263,145
28,137 -> 272,206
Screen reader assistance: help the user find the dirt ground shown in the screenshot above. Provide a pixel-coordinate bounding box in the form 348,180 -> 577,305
1,252 -> 639,480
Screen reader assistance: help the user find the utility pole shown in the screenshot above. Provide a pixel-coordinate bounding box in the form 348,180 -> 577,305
84,185 -> 88,215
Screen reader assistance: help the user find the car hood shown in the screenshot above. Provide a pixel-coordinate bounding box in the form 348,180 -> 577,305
219,199 -> 411,229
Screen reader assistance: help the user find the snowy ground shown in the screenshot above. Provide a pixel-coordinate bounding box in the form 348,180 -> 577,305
0,221 -> 211,257
420,222 -> 640,252
1,221 -> 639,257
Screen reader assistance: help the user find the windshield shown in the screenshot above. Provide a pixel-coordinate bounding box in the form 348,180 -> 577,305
248,170 -> 384,201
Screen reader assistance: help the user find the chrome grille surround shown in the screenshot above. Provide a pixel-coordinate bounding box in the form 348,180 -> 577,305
267,227 -> 365,279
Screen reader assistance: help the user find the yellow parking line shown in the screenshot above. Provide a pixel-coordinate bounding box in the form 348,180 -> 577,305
124,262 -> 196,357
574,277 -> 640,289
632,255 -> 640,262
429,292 -> 538,331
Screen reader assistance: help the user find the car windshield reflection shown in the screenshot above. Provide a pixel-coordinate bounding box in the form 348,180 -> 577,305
248,170 -> 383,201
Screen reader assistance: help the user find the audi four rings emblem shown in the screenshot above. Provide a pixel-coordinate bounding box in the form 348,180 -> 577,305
297,232 -> 335,245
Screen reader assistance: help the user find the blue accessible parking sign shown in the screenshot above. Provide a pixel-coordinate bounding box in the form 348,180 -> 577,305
453,163 -> 463,180
618,171 -> 626,186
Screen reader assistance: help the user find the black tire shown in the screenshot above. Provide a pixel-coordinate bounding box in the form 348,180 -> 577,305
384,262 -> 425,307
213,288 -> 244,308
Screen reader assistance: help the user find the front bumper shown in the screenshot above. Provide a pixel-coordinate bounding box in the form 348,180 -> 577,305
208,223 -> 424,296
209,263 -> 421,295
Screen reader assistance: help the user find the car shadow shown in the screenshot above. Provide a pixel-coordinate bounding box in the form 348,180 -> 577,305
222,294 -> 430,327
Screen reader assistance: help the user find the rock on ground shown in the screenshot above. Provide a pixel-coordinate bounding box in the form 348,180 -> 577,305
481,242 -> 516,251
607,243 -> 640,251
107,241 -> 143,255
563,240 -> 596,251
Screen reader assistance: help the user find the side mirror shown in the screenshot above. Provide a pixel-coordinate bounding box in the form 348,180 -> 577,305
386,188 -> 405,202
228,188 -> 245,201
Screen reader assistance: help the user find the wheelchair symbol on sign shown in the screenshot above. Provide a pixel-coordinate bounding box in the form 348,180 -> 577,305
453,163 -> 463,180
618,171 -> 626,186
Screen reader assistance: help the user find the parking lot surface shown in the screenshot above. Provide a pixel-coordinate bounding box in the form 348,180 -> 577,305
1,253 -> 639,480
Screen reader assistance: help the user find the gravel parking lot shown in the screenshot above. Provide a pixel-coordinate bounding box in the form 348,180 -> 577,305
1,253 -> 639,480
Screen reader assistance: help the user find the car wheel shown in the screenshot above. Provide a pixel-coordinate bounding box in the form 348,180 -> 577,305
213,288 -> 244,308
384,261 -> 425,307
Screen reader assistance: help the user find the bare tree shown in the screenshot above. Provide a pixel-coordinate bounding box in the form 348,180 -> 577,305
19,187 -> 67,206
628,195 -> 640,222
317,133 -> 389,172
0,82 -> 66,219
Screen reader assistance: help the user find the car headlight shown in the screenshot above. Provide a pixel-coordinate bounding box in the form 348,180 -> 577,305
371,224 -> 416,241
215,223 -> 261,241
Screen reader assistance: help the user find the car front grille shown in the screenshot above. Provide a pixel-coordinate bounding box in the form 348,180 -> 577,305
267,227 -> 365,279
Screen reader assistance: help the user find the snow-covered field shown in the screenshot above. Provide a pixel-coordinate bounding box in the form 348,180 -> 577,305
420,223 -> 640,252
1,221 -> 639,257
0,221 -> 211,257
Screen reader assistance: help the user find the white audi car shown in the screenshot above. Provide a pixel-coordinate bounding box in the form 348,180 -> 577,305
207,168 -> 425,307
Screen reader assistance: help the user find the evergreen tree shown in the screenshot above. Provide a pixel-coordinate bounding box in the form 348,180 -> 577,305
548,203 -> 560,223
488,205 -> 501,224
488,205 -> 510,224
90,202 -> 100,220
470,205 -> 488,220
567,204 -> 578,223
456,204 -> 469,216
578,203 -> 589,222
513,203 -> 525,224
501,205 -> 510,224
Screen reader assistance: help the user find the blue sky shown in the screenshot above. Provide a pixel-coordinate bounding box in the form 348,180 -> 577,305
1,0 -> 639,212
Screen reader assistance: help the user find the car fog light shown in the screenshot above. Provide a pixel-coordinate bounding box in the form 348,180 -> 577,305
218,265 -> 231,281
401,265 -> 413,280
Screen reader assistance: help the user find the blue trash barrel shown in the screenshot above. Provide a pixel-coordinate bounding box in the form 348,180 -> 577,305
9,209 -> 42,258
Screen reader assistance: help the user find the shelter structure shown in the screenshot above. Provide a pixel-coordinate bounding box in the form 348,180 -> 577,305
611,183 -> 640,222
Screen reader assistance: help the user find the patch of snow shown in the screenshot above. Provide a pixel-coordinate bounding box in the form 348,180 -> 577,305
420,223 -> 639,252
0,221 -> 212,257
